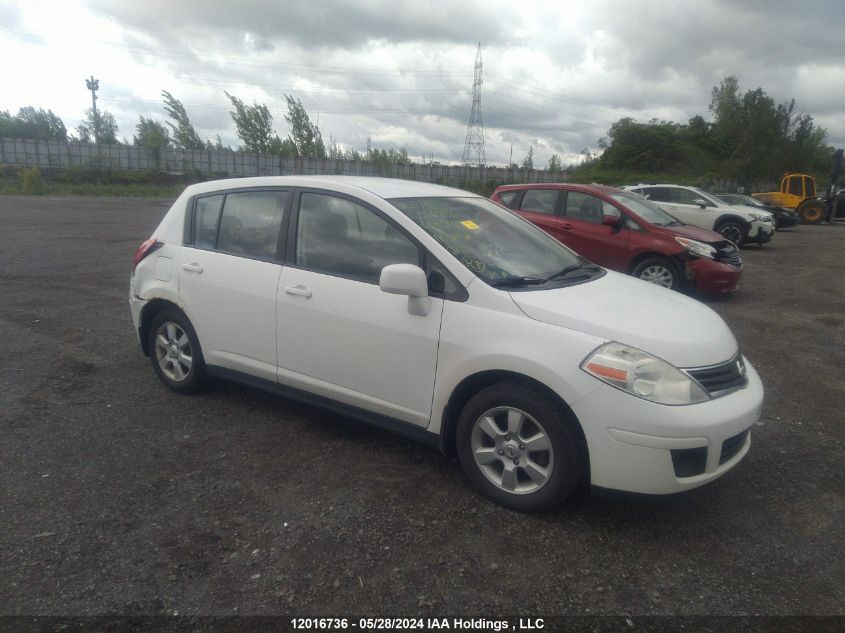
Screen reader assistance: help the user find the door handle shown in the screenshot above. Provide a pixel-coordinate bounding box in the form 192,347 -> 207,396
559,223 -> 574,230
182,262 -> 203,273
284,284 -> 312,298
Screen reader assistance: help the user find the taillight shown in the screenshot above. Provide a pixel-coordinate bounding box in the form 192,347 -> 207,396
133,237 -> 162,271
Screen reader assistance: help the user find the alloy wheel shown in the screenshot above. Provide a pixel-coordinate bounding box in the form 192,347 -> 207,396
638,265 -> 674,288
470,406 -> 554,495
154,321 -> 193,382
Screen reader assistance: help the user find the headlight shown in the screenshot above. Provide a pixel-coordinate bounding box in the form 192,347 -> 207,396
581,342 -> 709,405
674,236 -> 717,260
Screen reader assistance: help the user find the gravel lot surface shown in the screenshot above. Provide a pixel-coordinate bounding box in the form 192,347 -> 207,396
1,195 -> 843,617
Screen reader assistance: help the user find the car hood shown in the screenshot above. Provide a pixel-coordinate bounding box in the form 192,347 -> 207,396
653,223 -> 725,243
510,271 -> 737,368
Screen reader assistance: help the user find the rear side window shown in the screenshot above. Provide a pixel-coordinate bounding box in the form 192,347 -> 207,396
216,191 -> 287,259
641,187 -> 670,202
295,192 -> 420,283
520,189 -> 558,215
194,194 -> 224,249
497,190 -> 519,208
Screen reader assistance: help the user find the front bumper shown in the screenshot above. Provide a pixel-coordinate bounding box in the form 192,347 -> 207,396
748,221 -> 775,243
685,258 -> 742,294
571,358 -> 764,494
775,213 -> 800,229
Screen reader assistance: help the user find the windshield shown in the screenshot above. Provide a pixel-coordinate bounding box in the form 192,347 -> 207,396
607,192 -> 681,226
389,197 -> 584,285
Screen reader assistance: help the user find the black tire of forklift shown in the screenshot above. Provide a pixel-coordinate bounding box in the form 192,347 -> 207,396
796,199 -> 826,224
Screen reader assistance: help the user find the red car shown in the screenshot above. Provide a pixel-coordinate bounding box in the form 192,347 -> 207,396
491,183 -> 743,294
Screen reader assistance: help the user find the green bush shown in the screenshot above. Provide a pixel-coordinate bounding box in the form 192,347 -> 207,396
19,167 -> 45,194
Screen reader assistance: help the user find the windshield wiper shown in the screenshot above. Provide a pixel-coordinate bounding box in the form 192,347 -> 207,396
489,276 -> 547,287
542,262 -> 597,282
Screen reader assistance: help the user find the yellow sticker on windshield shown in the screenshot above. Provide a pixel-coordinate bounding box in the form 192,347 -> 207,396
461,220 -> 480,230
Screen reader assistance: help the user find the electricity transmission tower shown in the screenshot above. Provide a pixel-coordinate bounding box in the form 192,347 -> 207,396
461,43 -> 486,167
85,75 -> 100,143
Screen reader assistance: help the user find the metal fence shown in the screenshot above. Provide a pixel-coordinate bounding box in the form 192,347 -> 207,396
0,137 -> 567,185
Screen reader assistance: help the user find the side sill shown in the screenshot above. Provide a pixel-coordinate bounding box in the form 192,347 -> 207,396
205,365 -> 441,449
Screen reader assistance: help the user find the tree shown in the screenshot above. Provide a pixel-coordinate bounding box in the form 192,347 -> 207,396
161,90 -> 205,150
0,107 -> 67,141
548,153 -> 562,172
225,92 -> 278,153
283,94 -> 326,158
521,146 -> 534,170
133,116 -> 170,149
76,108 -> 118,144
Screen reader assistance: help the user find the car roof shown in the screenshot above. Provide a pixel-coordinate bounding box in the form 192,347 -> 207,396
182,176 -> 477,200
495,182 -> 623,194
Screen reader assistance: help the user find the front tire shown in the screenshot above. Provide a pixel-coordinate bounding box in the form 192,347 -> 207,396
717,220 -> 747,246
631,256 -> 680,290
148,308 -> 207,393
796,199 -> 826,224
456,382 -> 584,512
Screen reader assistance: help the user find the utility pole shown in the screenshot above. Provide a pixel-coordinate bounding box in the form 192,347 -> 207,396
85,75 -> 100,144
461,43 -> 486,167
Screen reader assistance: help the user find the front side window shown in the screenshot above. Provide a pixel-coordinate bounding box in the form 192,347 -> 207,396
217,191 -> 287,259
804,177 -> 815,197
608,192 -> 680,227
673,188 -> 706,206
390,197 -> 590,287
565,192 -> 618,223
296,192 -> 420,283
788,177 -> 803,196
520,189 -> 559,215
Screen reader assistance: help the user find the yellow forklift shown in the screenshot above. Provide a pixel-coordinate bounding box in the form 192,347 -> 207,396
752,149 -> 844,223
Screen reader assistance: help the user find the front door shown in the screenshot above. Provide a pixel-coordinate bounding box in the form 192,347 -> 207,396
559,191 -> 629,269
276,190 -> 443,427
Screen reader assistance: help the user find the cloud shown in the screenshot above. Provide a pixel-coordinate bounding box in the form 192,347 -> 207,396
2,0 -> 842,164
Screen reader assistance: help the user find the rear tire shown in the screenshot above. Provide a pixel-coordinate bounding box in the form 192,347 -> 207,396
631,256 -> 681,290
716,220 -> 747,246
456,382 -> 584,512
796,199 -> 826,224
148,308 -> 207,393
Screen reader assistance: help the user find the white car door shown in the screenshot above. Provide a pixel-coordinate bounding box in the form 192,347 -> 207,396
276,190 -> 443,427
641,187 -> 719,230
178,189 -> 288,382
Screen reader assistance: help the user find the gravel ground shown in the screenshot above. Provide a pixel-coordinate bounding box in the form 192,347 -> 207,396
0,195 -> 843,618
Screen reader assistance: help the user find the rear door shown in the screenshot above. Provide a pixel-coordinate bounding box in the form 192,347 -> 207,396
559,191 -> 629,268
178,189 -> 289,381
515,188 -> 564,237
275,190 -> 443,427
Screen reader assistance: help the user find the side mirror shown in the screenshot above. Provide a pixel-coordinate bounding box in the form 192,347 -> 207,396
693,198 -> 707,208
602,214 -> 621,227
379,264 -> 430,316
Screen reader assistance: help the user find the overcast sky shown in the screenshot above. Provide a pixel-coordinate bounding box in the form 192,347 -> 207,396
1,0 -> 843,167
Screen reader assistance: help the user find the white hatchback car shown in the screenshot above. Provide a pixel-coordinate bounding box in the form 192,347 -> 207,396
622,184 -> 775,247
130,177 -> 764,511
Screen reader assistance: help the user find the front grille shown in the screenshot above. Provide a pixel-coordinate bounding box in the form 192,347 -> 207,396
686,354 -> 748,396
720,429 -> 749,464
713,240 -> 743,269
